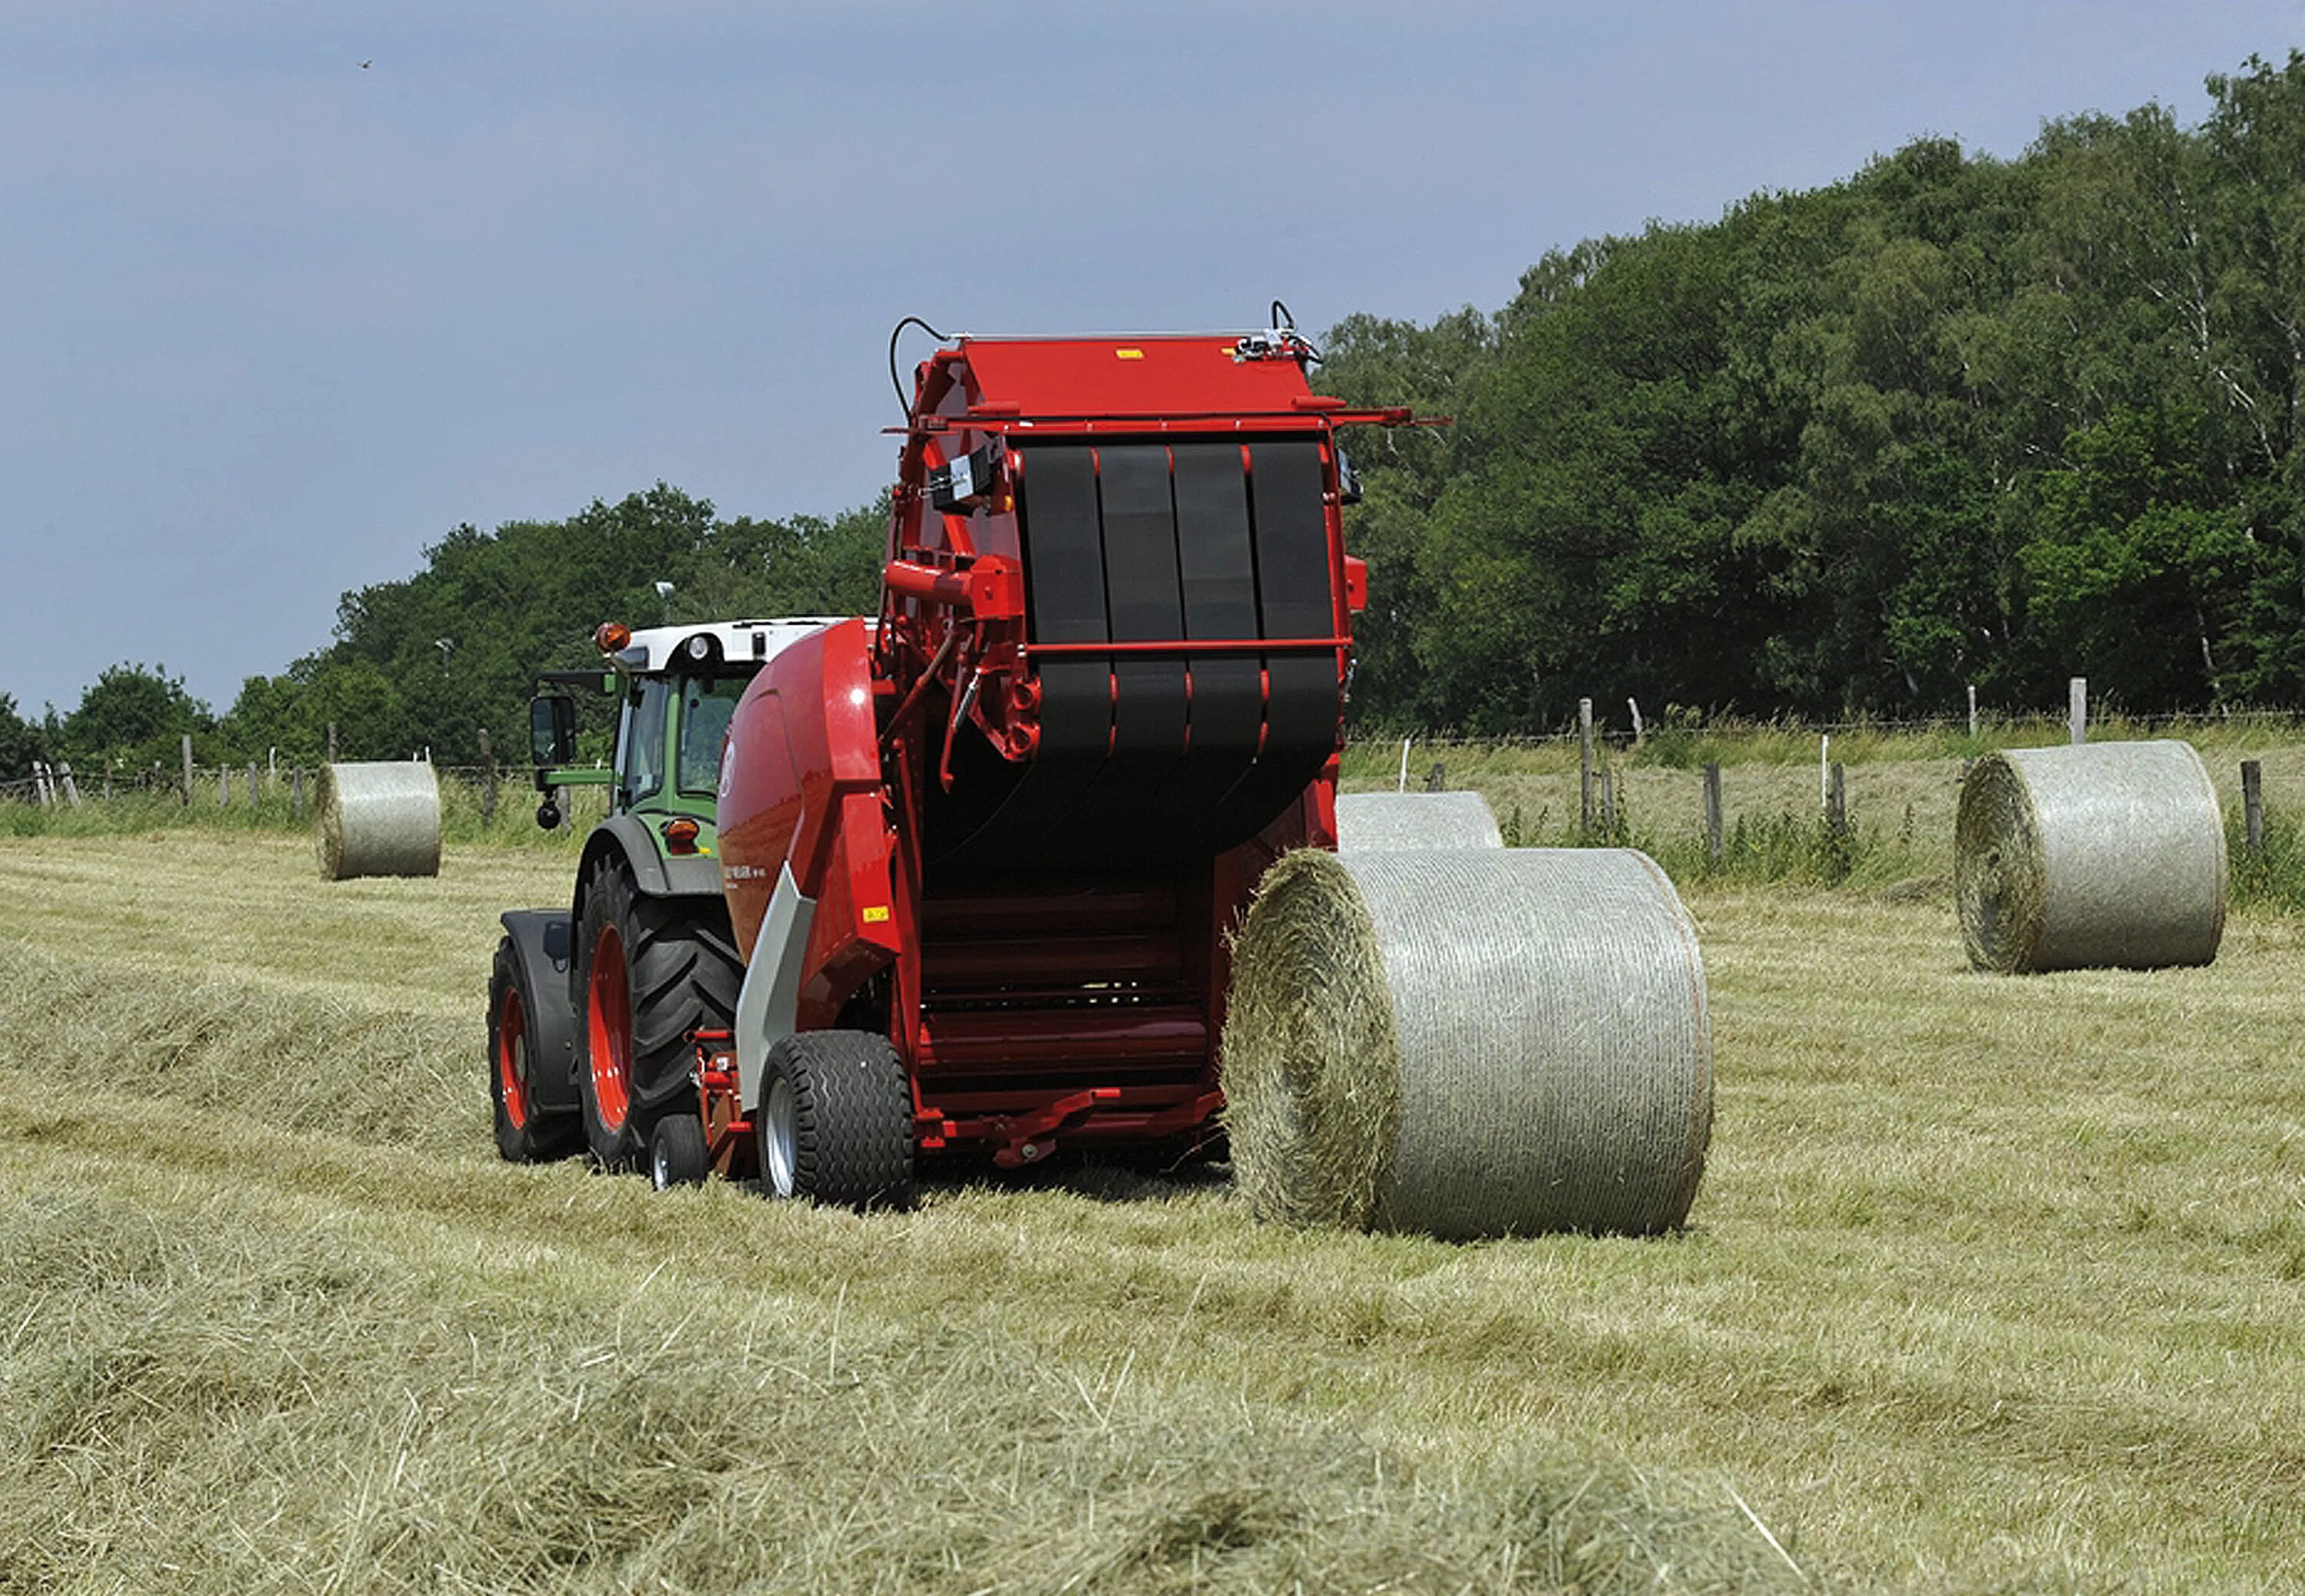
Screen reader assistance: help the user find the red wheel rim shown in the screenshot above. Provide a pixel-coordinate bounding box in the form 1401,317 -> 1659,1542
586,924 -> 633,1131
496,984 -> 531,1130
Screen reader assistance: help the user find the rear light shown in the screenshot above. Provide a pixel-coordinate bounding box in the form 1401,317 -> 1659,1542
661,818 -> 701,855
595,621 -> 632,652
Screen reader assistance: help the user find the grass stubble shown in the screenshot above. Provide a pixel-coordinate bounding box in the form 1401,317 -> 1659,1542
0,831 -> 2300,1591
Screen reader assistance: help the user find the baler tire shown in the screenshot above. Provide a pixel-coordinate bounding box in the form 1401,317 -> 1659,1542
489,934 -> 579,1163
574,862 -> 742,1170
758,1031 -> 915,1210
649,1115 -> 710,1190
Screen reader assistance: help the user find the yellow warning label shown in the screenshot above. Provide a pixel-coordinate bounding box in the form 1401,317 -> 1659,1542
861,904 -> 891,924
1115,347 -> 1144,360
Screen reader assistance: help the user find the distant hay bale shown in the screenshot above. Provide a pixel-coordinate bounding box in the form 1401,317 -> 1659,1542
1335,791 -> 1504,852
1223,848 -> 1712,1239
316,761 -> 442,881
1955,741 -> 2225,974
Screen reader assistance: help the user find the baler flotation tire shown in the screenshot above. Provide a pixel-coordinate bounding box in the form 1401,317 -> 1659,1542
648,1115 -> 709,1190
488,934 -> 580,1163
758,1030 -> 914,1209
574,861 -> 742,1170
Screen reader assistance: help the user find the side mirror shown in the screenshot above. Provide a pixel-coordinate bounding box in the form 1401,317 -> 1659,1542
529,695 -> 577,765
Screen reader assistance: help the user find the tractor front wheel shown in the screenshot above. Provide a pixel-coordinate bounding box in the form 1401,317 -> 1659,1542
489,934 -> 579,1163
758,1031 -> 914,1209
574,863 -> 741,1170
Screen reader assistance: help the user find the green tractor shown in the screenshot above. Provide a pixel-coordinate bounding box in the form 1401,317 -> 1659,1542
485,616 -> 837,1183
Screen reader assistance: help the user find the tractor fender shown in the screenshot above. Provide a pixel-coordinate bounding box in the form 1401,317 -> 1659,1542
496,909 -> 582,1115
573,815 -> 724,917
732,861 -> 817,1111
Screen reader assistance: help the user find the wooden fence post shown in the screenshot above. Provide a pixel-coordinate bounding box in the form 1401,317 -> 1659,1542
181,735 -> 194,806
2243,759 -> 2264,860
58,762 -> 80,807
1826,762 -> 1848,839
32,761 -> 52,808
1703,762 -> 1723,865
1579,698 -> 1596,832
1967,683 -> 1978,740
1627,697 -> 1643,746
292,767 -> 306,821
480,728 -> 499,827
2070,677 -> 2088,745
327,722 -> 339,764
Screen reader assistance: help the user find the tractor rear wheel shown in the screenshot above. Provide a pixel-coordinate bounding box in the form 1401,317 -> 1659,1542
575,863 -> 742,1170
758,1031 -> 914,1209
489,934 -> 579,1163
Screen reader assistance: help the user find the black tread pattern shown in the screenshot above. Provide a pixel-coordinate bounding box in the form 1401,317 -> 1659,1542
488,935 -> 579,1163
575,862 -> 742,1167
770,1030 -> 914,1209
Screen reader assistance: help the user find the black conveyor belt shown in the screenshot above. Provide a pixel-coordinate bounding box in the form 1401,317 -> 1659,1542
928,437 -> 1340,872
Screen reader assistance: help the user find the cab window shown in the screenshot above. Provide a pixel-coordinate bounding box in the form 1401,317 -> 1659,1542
678,678 -> 748,795
619,677 -> 671,802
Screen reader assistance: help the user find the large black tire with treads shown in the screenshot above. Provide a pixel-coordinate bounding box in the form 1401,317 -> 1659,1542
758,1030 -> 915,1209
574,862 -> 741,1169
487,934 -> 580,1163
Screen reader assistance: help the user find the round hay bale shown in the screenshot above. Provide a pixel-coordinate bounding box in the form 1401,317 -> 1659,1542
316,762 -> 442,881
1223,847 -> 1711,1239
1335,791 -> 1504,852
1955,740 -> 2225,974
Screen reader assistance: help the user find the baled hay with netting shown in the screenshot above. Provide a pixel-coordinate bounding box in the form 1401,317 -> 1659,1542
1955,740 -> 2225,974
1223,846 -> 1712,1239
316,760 -> 442,881
1335,790 -> 1504,852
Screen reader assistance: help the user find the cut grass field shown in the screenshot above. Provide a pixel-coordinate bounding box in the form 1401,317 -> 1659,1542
2,831 -> 2301,1592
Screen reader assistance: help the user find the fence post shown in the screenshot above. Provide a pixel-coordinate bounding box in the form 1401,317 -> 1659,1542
59,762 -> 80,807
1396,736 -> 1411,795
181,735 -> 194,806
480,728 -> 499,827
218,765 -> 229,807
2243,759 -> 2264,860
1579,697 -> 1596,832
1826,762 -> 1848,839
1967,683 -> 1978,740
246,762 -> 258,808
1599,767 -> 1617,838
2069,677 -> 2087,745
102,765 -> 113,802
327,722 -> 339,764
32,761 -> 52,808
1703,762 -> 1723,865
1627,697 -> 1643,746
292,767 -> 306,821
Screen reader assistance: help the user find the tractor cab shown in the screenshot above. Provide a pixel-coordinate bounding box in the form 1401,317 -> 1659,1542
526,618 -> 843,850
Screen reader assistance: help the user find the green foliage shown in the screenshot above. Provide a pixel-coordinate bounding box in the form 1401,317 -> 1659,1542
51,663 -> 214,771
0,694 -> 41,778
1319,50 -> 2305,730
207,485 -> 886,765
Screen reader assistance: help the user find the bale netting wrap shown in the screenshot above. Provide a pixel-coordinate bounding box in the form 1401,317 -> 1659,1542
1223,847 -> 1711,1239
316,761 -> 443,881
1335,791 -> 1504,853
1955,740 -> 2225,974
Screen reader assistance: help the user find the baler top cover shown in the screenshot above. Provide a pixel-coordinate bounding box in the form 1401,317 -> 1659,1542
947,333 -> 1324,420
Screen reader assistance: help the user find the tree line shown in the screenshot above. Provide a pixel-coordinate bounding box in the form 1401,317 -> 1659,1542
12,49 -> 2305,769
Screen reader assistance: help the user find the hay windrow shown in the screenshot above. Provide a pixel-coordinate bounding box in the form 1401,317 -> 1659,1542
316,761 -> 442,881
1224,847 -> 1711,1239
1222,850 -> 1402,1230
1334,791 -> 1504,852
1955,740 -> 2226,973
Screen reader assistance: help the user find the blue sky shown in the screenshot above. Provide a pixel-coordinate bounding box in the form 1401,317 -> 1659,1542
4,2 -> 2300,718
